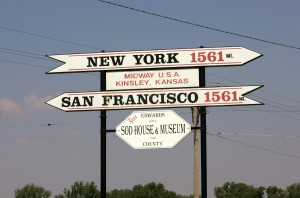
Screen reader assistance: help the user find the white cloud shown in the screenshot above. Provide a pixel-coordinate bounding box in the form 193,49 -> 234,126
24,92 -> 53,113
0,93 -> 54,115
0,97 -> 21,115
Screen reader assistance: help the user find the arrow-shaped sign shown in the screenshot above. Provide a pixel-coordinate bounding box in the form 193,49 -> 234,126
46,86 -> 263,111
47,47 -> 262,74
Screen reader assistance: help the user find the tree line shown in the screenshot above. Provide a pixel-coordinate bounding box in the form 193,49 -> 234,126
15,181 -> 300,198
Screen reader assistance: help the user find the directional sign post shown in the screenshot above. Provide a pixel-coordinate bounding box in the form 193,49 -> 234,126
45,45 -> 264,198
47,47 -> 262,73
46,86 -> 263,111
116,110 -> 191,149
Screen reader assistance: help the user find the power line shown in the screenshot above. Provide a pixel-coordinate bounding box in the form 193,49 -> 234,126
0,121 -> 99,128
208,132 -> 300,159
0,49 -> 53,61
1,129 -> 299,159
209,131 -> 300,139
210,108 -> 300,113
0,47 -> 49,58
0,26 -> 103,50
0,58 -> 50,69
254,97 -> 300,115
223,106 -> 300,121
207,72 -> 300,105
209,107 -> 300,121
1,2 -> 298,51
98,0 -> 300,50
206,73 -> 300,121
259,89 -> 300,104
0,58 -> 99,76
0,136 -> 99,140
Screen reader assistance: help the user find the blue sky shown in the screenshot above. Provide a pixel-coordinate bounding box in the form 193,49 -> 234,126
1,0 -> 300,197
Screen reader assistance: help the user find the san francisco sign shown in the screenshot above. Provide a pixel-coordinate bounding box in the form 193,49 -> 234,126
116,110 -> 191,149
45,86 -> 263,111
47,47 -> 262,73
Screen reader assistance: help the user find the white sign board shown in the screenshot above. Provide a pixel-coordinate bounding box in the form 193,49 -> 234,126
106,68 -> 199,90
47,47 -> 262,73
45,86 -> 263,111
116,110 -> 191,149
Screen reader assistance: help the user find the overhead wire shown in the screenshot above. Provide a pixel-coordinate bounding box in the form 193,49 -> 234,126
0,2 -> 299,51
1,125 -> 300,160
206,73 -> 300,120
0,136 -> 99,140
0,47 -> 47,57
1,1 -> 300,51
251,95 -> 300,114
3,120 -> 300,140
0,49 -> 54,61
0,58 -> 50,69
1,109 -> 300,159
0,55 -> 99,76
209,131 -> 300,139
0,26 -> 103,50
209,108 -> 300,113
0,121 -> 100,128
207,72 -> 300,106
98,0 -> 300,50
208,132 -> 300,159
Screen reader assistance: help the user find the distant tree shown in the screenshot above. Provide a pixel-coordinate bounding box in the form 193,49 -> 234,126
214,181 -> 265,198
144,182 -> 165,198
106,182 -> 196,198
55,181 -> 100,198
266,186 -> 286,198
107,189 -> 132,198
15,183 -> 51,198
132,184 -> 147,197
286,182 -> 300,198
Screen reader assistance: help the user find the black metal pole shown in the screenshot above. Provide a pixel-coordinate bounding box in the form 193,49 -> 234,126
200,67 -> 207,198
100,71 -> 107,198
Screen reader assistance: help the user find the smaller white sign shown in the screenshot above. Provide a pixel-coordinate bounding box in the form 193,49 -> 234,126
106,68 -> 199,90
116,110 -> 191,149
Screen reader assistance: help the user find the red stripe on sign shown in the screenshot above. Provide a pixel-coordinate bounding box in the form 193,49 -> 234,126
67,47 -> 242,57
67,87 -> 243,96
67,62 -> 242,71
66,102 -> 243,111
